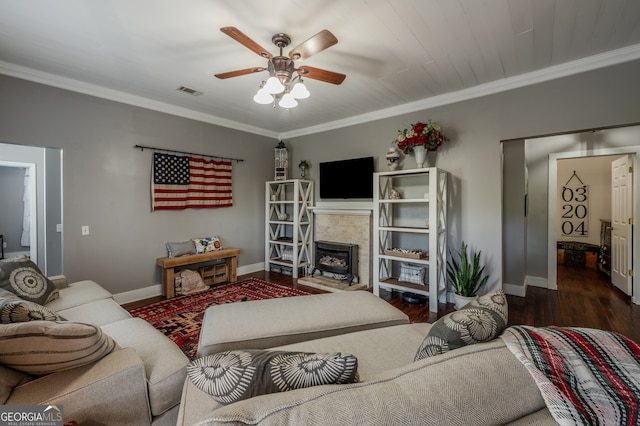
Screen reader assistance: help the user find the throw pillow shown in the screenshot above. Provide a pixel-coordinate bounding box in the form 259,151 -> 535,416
0,289 -> 65,323
187,350 -> 359,405
193,236 -> 223,253
415,290 -> 508,361
0,258 -> 59,305
166,240 -> 197,258
0,320 -> 118,375
398,262 -> 426,285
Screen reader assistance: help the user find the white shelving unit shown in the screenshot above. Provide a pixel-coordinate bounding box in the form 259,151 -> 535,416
372,168 -> 447,312
265,179 -> 314,278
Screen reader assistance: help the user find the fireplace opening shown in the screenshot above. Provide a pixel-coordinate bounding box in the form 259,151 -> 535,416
311,241 -> 358,285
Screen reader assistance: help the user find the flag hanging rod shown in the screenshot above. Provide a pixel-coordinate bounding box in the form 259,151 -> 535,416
134,144 -> 244,163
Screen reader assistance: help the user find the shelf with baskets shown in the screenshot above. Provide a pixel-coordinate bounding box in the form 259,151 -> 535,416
265,179 -> 314,278
372,168 -> 447,312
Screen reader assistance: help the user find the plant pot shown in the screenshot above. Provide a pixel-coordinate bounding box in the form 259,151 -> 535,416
453,293 -> 475,310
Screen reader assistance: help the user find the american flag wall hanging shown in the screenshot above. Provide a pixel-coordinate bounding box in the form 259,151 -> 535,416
151,152 -> 233,211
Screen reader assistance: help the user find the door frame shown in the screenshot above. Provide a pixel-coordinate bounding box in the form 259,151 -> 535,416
0,161 -> 38,264
548,146 -> 640,304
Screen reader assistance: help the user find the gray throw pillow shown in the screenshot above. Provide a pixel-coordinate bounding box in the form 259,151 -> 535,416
415,290 -> 508,360
0,258 -> 59,305
187,350 -> 359,405
0,289 -> 65,323
166,240 -> 197,258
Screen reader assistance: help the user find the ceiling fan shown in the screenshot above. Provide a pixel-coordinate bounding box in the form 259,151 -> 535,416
214,27 -> 346,108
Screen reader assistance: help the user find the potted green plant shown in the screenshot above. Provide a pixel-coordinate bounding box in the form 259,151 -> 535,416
447,241 -> 489,309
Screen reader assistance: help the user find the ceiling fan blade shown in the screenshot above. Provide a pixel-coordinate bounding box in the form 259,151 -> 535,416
214,67 -> 266,79
220,27 -> 272,59
297,66 -> 346,85
289,30 -> 338,60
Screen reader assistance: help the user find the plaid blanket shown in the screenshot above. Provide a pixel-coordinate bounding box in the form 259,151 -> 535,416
501,326 -> 640,426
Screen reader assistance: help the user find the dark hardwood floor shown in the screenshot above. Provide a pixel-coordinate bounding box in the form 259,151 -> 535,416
123,265 -> 640,343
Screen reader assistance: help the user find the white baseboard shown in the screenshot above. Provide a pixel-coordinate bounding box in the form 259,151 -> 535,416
114,261 -> 267,304
525,275 -> 548,289
114,284 -> 163,305
502,282 -> 527,297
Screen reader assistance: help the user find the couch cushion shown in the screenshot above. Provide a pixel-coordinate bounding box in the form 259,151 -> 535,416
0,289 -> 64,322
178,323 -> 431,426
197,291 -> 409,357
181,340 -> 548,426
188,350 -> 358,405
101,317 -> 189,417
0,258 -> 59,305
0,320 -> 117,375
0,365 -> 32,404
274,323 -> 431,381
56,298 -> 131,326
44,280 -> 113,312
415,290 -> 508,360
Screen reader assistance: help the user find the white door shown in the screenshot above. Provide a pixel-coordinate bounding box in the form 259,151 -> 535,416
611,155 -> 633,295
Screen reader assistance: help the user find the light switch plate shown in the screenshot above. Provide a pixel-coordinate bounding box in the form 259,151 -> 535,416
81,226 -> 90,236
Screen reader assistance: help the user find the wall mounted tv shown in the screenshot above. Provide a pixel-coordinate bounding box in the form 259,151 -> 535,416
319,156 -> 374,199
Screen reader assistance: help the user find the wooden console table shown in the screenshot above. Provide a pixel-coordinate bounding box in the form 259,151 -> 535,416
156,248 -> 241,298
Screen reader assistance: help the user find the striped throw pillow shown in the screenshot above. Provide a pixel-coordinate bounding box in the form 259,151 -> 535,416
0,321 -> 117,375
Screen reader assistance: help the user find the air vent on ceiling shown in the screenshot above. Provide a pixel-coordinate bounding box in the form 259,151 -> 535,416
176,86 -> 203,96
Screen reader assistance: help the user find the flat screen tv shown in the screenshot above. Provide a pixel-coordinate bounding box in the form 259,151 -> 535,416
319,156 -> 374,199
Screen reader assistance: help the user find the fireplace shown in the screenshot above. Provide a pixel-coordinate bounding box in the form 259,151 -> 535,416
312,240 -> 358,285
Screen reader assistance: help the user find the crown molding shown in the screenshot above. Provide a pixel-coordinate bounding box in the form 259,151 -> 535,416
278,43 -> 640,140
1,42 -> 639,141
0,61 -> 279,139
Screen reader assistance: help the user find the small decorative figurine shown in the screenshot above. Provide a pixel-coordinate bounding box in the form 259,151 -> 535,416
274,141 -> 288,180
390,188 -> 400,199
386,146 -> 400,170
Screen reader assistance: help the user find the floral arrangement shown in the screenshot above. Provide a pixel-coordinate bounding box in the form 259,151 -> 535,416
393,121 -> 448,153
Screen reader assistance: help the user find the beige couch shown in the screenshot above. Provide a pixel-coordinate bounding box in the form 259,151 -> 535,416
178,328 -> 557,425
177,294 -> 558,426
2,276 -> 189,426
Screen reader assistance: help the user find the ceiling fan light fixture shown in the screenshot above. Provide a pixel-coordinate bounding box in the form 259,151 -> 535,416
253,87 -> 273,104
264,76 -> 285,94
278,93 -> 298,108
290,81 -> 310,99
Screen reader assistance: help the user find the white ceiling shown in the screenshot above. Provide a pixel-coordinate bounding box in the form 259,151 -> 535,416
1,0 -> 639,139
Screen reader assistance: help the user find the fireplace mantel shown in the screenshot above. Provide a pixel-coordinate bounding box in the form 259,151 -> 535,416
310,201 -> 373,216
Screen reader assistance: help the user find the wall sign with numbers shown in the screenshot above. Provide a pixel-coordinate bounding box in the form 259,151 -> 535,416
561,171 -> 588,237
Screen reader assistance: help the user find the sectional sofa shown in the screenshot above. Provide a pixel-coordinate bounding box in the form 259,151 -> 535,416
0,265 -> 189,426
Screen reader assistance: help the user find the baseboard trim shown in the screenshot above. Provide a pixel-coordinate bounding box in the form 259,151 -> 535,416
503,282 -> 527,298
113,261 -> 266,304
114,284 -> 163,305
526,275 -> 548,289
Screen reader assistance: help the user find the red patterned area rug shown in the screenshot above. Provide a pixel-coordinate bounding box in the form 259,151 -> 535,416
129,278 -> 309,360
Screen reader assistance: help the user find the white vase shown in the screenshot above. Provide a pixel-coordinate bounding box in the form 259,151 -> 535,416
453,294 -> 475,310
413,145 -> 426,168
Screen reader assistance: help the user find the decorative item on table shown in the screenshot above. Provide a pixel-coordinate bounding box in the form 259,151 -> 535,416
274,141 -> 288,180
277,212 -> 288,221
385,146 -> 400,170
298,160 -> 309,178
389,188 -> 401,199
193,236 -> 223,253
384,248 -> 428,259
393,120 -> 448,168
447,241 -> 489,310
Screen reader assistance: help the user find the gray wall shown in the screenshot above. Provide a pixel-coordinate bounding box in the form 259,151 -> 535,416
1,58 -> 639,296
288,59 -> 640,293
0,75 -> 275,294
0,166 -> 26,253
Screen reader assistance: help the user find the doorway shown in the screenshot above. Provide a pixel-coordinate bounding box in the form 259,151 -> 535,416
549,147 -> 639,303
0,163 -> 37,261
501,124 -> 640,306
